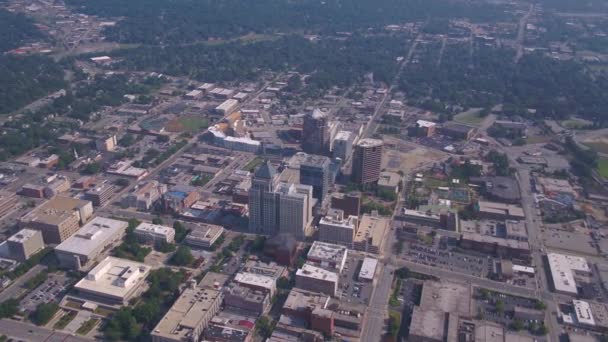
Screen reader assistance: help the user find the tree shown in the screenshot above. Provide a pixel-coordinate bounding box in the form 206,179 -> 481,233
152,217 -> 163,225
81,162 -> 101,175
133,298 -> 160,326
173,220 -> 189,242
156,240 -> 176,253
495,299 -> 505,314
104,308 -> 141,341
170,246 -> 194,266
534,300 -> 547,310
31,303 -> 59,326
0,299 -> 19,318
255,316 -> 275,339
114,178 -> 130,187
277,276 -> 293,290
510,319 -> 524,331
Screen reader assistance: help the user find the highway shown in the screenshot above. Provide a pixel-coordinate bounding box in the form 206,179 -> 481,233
515,4 -> 534,62
0,319 -> 92,341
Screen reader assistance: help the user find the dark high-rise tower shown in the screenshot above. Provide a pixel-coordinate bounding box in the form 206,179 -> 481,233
302,108 -> 330,155
299,154 -> 331,203
351,138 -> 383,187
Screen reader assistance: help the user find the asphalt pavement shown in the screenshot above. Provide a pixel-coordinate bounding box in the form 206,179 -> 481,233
0,319 -> 92,341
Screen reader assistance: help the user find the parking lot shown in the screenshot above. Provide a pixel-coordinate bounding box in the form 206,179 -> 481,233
403,243 -> 490,278
20,273 -> 72,313
338,254 -> 373,306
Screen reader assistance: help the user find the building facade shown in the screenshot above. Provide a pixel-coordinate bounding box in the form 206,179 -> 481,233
7,229 -> 44,261
351,139 -> 383,186
299,154 -> 331,203
302,109 -> 330,155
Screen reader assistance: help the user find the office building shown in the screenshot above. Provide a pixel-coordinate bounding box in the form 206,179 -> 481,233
296,264 -> 339,297
122,181 -> 167,210
299,154 -> 331,202
351,138 -> 383,186
248,162 -> 313,239
282,288 -> 330,320
184,223 -> 224,249
377,171 -> 401,194
307,241 -> 348,273
249,161 -> 280,234
330,192 -> 361,217
20,196 -> 93,244
302,108 -> 330,155
319,209 -> 358,247
55,217 -> 128,270
332,131 -> 355,162
234,272 -> 277,297
73,256 -> 150,305
223,282 -> 270,315
242,260 -> 286,281
547,253 -> 591,295
0,191 -> 17,219
95,135 -> 117,152
460,232 -> 531,262
84,184 -> 115,207
438,122 -> 476,140
163,185 -> 200,213
151,275 -> 223,342
19,183 -> 45,198
275,183 -> 313,239
353,214 -> 389,254
134,222 -> 175,244
7,229 -> 44,261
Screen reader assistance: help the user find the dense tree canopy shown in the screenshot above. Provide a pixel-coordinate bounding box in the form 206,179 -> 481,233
66,0 -> 512,44
0,9 -> 43,52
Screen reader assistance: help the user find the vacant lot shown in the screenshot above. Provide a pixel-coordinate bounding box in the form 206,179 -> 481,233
453,108 -> 484,126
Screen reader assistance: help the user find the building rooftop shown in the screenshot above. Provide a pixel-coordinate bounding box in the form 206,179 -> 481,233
355,214 -> 390,245
21,196 -> 90,225
378,171 -> 401,188
409,307 -> 445,341
319,209 -> 358,229
547,252 -> 590,294
234,272 -> 275,292
55,217 -> 127,256
420,281 -> 472,316
152,284 -> 221,340
242,260 -> 286,280
477,201 -> 525,218
417,119 -> 436,128
135,222 -> 174,236
254,161 -> 276,179
334,130 -> 352,141
356,138 -> 383,148
299,153 -> 331,169
311,108 -> 328,119
307,241 -> 348,271
573,300 -> 595,326
296,264 -> 338,283
7,229 -> 41,244
359,257 -> 378,281
74,256 -> 150,300
283,288 -> 329,313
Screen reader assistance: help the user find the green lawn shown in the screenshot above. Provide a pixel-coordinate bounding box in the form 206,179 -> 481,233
453,108 -> 484,126
177,116 -> 209,132
76,318 -> 98,335
243,157 -> 264,171
598,158 -> 608,178
584,141 -> 608,155
53,311 -> 77,330
561,118 -> 592,129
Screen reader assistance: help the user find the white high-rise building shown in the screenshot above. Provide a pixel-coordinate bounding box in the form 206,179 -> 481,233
248,161 -> 313,239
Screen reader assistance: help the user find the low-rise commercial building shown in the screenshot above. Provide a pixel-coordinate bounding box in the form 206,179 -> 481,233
353,214 -> 389,254
134,222 -> 175,244
547,253 -> 591,295
184,223 -> 224,249
377,171 -> 401,194
477,201 -> 525,221
224,282 -> 270,315
122,181 -> 167,210
234,272 -> 277,297
438,122 -> 476,140
296,264 -> 338,297
7,229 -> 44,261
84,184 -> 116,207
330,192 -> 361,217
20,196 -> 93,244
318,209 -> 358,247
55,217 -> 128,270
358,257 -> 378,282
307,241 -> 348,273
73,256 -> 150,305
163,185 -> 200,213
151,274 -> 223,342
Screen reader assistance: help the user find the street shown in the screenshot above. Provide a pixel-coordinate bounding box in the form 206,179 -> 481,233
0,319 -> 92,342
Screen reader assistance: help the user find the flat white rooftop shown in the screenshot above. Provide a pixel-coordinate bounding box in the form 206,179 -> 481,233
547,252 -> 590,294
8,229 -> 40,243
74,256 -> 150,301
234,272 -> 275,292
359,257 -> 378,281
135,222 -> 174,236
297,264 -> 338,283
55,217 -> 127,256
573,300 -> 595,326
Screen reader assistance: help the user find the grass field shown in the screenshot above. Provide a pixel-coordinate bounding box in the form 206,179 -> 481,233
561,118 -> 592,129
243,157 -> 264,171
165,116 -> 209,133
453,108 -> 484,126
598,158 -> 608,178
76,318 -> 98,335
584,141 -> 608,154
